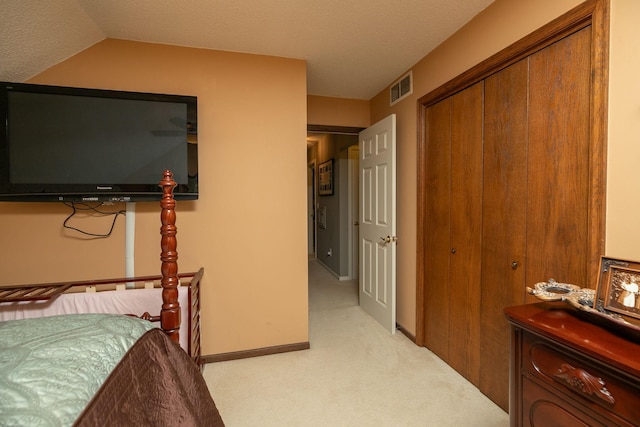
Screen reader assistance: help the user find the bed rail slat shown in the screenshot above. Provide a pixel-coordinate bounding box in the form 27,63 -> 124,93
0,273 -> 199,304
188,267 -> 204,367
0,284 -> 73,302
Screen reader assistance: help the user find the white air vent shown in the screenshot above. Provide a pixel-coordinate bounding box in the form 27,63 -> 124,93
390,71 -> 413,106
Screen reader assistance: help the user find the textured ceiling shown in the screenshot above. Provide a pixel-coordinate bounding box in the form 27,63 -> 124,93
0,0 -> 494,100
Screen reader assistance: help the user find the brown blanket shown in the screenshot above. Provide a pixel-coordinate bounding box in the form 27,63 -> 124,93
75,328 -> 224,426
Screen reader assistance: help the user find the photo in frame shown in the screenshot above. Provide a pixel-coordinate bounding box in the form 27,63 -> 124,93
596,257 -> 640,323
318,159 -> 334,196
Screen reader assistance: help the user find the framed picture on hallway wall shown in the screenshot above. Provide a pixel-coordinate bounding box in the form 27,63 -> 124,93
319,159 -> 334,196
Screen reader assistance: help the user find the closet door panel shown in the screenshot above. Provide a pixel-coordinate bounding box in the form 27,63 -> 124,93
527,27 -> 592,289
423,98 -> 452,361
448,82 -> 483,384
480,59 -> 529,411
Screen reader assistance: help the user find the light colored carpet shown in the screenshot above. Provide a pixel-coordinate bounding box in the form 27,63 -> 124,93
202,260 -> 509,426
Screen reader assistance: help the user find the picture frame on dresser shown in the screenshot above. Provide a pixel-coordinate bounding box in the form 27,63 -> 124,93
596,256 -> 640,324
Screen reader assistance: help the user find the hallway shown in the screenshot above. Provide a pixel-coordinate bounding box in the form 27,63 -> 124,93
203,259 -> 509,426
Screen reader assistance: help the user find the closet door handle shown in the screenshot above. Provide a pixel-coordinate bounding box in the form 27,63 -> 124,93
511,261 -> 519,270
451,248 -> 457,254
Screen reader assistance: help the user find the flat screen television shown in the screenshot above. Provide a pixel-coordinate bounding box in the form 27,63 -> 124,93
0,82 -> 198,202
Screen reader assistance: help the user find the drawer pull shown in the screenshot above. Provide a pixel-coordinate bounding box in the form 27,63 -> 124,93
554,363 -> 615,404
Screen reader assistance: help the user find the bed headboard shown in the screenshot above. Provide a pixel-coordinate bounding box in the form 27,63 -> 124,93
0,169 -> 200,355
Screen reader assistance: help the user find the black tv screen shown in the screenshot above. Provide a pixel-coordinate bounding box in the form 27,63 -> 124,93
0,82 -> 198,202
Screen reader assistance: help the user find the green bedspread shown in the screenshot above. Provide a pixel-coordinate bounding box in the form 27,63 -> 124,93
0,314 -> 156,426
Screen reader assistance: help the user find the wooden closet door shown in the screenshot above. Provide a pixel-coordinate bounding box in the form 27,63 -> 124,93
480,59 -> 529,410
479,27 -> 592,411
423,98 -> 452,361
422,83 -> 483,378
448,82 -> 483,384
526,27 -> 592,289
417,1 -> 607,413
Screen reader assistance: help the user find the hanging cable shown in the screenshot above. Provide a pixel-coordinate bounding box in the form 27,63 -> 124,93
62,202 -> 126,238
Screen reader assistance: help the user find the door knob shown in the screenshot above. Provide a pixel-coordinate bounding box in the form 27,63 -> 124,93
511,261 -> 519,270
379,235 -> 398,244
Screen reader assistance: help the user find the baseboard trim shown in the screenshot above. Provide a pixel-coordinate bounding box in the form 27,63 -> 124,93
397,323 -> 416,343
201,341 -> 310,364
315,259 -> 340,279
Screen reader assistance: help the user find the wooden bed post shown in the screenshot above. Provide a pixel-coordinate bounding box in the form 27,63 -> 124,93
159,170 -> 180,343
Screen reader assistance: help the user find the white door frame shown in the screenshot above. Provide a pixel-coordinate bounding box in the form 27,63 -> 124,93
347,145 -> 359,280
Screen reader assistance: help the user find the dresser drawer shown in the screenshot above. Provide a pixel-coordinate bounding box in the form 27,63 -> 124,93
522,376 -> 609,427
522,331 -> 640,425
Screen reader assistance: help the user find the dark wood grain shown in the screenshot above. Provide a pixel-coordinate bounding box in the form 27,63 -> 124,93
526,27 -> 592,293
416,0 -> 608,411
159,170 -> 181,344
480,58 -> 529,409
506,303 -> 640,427
422,98 -> 451,361
448,82 -> 483,385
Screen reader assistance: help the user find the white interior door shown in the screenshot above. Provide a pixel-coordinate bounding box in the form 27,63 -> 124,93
359,114 -> 396,334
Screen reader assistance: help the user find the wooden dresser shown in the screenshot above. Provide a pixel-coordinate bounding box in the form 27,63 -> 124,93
504,303 -> 640,426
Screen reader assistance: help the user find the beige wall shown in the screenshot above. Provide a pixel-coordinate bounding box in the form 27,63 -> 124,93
606,0 -> 640,259
369,0 -> 588,336
0,39 -> 309,355
307,95 -> 370,128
